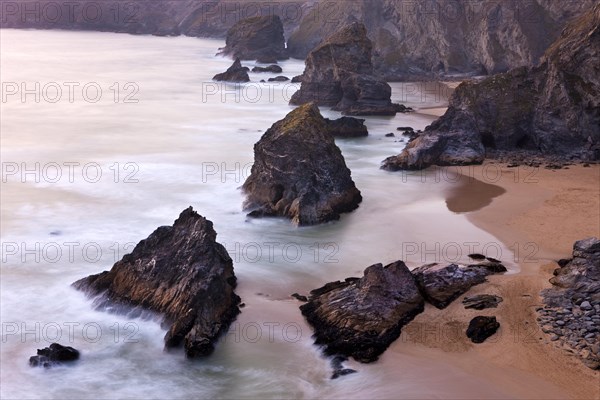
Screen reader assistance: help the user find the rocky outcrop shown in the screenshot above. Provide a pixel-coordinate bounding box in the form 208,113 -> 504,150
382,4 -> 600,170
268,76 -> 290,82
242,103 -> 362,226
289,22 -> 407,116
466,316 -> 500,343
538,237 -> 600,369
219,16 -> 287,61
213,58 -> 250,82
300,261 -> 424,362
73,208 -> 241,358
325,117 -> 368,138
462,294 -> 503,310
287,0 -> 596,81
29,343 -> 80,368
412,262 -> 507,309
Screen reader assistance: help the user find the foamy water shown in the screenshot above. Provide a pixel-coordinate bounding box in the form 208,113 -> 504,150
1,29 -> 525,399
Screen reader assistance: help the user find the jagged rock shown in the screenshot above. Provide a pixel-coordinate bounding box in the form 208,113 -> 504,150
242,103 -> 362,226
300,261 -> 424,363
286,0 -> 596,80
252,65 -> 283,73
219,15 -> 287,61
466,316 -> 500,343
268,76 -> 290,82
290,22 -> 407,116
213,58 -> 250,82
462,294 -> 503,310
29,343 -> 80,368
325,116 -> 368,138
73,208 -> 241,358
550,237 -> 600,291
412,262 -> 507,309
382,5 -> 600,170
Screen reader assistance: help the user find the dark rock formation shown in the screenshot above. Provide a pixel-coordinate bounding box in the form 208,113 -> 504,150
73,208 -> 241,358
252,65 -> 283,73
466,316 -> 500,343
538,237 -> 600,369
287,0 -> 596,81
268,76 -> 290,82
219,16 -> 287,61
325,117 -> 368,138
213,58 -> 250,82
412,262 -> 507,309
291,75 -> 303,83
462,294 -> 503,310
300,261 -> 424,362
29,343 -> 80,368
242,103 -> 362,226
289,22 -> 406,116
382,5 -> 600,170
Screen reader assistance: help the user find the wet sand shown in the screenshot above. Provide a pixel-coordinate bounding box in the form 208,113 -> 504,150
399,163 -> 600,399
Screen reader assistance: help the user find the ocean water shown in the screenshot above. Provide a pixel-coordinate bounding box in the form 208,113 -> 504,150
1,29 -> 525,399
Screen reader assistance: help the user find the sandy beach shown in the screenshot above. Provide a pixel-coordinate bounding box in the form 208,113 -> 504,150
397,163 -> 600,399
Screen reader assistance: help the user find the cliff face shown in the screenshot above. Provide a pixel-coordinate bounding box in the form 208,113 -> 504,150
382,4 -> 600,170
0,0 -> 306,37
287,0 -> 596,80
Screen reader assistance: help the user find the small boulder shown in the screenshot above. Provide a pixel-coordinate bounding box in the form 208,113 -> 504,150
466,316 -> 500,343
252,65 -> 283,73
325,116 -> 368,138
29,343 -> 79,368
213,58 -> 250,82
462,294 -> 503,310
268,76 -> 290,82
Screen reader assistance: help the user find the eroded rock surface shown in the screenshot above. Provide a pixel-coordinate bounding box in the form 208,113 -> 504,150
300,261 -> 424,362
242,103 -> 362,226
219,16 -> 287,61
73,208 -> 241,358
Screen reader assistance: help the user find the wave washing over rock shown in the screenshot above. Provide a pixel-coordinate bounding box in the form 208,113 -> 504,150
382,4 -> 600,170
73,207 -> 241,358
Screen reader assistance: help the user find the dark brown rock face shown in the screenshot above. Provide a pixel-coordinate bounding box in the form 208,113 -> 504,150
242,103 -> 362,226
213,58 -> 250,82
382,5 -> 600,170
412,262 -> 507,309
73,208 -> 241,358
219,16 -> 287,61
300,261 -> 424,362
289,22 -> 405,116
539,237 -> 600,370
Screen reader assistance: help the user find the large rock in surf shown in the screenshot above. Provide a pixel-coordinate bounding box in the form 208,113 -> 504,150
219,15 -> 287,61
382,5 -> 600,170
300,261 -> 424,362
73,207 -> 241,358
290,22 -> 405,116
325,116 -> 368,138
539,237 -> 600,369
242,103 -> 362,226
213,58 -> 250,82
412,261 -> 507,309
